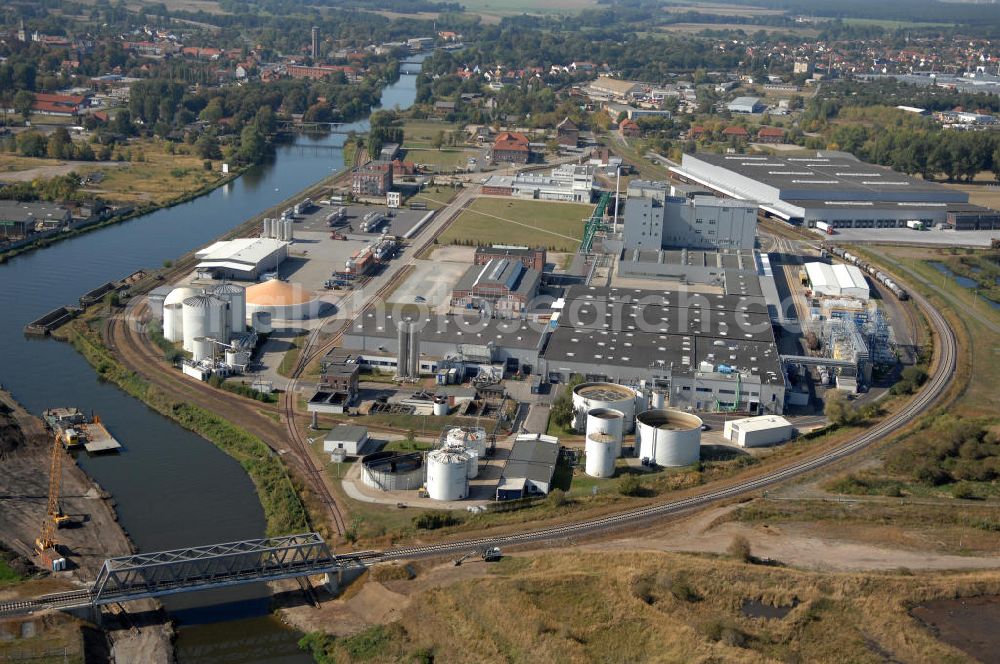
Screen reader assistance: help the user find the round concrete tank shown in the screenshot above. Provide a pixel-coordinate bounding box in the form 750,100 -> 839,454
433,398 -> 449,416
163,303 -> 183,342
572,383 -> 637,434
585,433 -> 617,478
361,451 -> 424,491
465,447 -> 480,479
181,295 -> 213,352
636,409 -> 702,468
191,336 -> 213,362
586,407 -> 624,458
251,311 -> 272,334
214,283 -> 247,335
445,426 -> 487,457
426,447 -> 469,500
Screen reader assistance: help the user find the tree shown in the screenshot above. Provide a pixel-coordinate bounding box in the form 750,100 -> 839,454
237,125 -> 266,164
993,144 -> 1000,183
824,389 -> 859,426
13,90 -> 34,122
431,130 -> 445,150
195,133 -> 221,160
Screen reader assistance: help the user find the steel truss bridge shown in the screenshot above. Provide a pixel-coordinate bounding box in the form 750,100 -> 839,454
0,533 -> 376,616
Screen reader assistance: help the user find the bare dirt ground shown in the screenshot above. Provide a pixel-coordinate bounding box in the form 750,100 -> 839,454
0,391 -> 173,663
0,160 -> 124,183
427,245 -> 476,263
579,504 -> 1000,572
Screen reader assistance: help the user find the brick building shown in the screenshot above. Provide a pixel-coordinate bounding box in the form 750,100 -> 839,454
352,161 -> 393,197
474,245 -> 546,272
490,131 -> 531,164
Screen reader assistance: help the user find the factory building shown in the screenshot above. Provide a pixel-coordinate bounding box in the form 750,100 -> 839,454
194,238 -> 288,281
623,193 -> 757,251
804,262 -> 870,300
0,201 -> 71,238
727,96 -> 765,114
351,160 -> 393,197
617,248 -> 759,285
496,434 -> 559,500
481,164 -> 594,202
474,245 -> 546,272
671,152 -> 979,229
450,258 -> 541,316
541,285 -> 786,414
340,313 -> 546,375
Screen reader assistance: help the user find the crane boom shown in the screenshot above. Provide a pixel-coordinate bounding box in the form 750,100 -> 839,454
36,433 -> 68,553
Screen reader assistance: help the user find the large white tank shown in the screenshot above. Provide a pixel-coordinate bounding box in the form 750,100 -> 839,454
263,218 -> 272,239
586,408 -> 624,458
433,398 -> 449,416
465,447 -> 480,479
572,383 -> 637,434
181,295 -> 213,352
192,336 -> 213,362
213,283 -> 247,335
426,447 -> 470,501
164,286 -> 198,308
285,218 -> 294,242
205,295 -> 228,342
636,409 -> 702,468
649,390 -> 667,410
444,426 -> 487,457
251,311 -> 272,334
585,433 -> 617,478
163,303 -> 183,342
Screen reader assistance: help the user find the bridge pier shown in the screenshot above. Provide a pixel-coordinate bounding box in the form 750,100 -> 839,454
323,570 -> 343,594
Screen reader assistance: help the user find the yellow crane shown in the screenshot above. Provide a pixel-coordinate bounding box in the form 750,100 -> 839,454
35,432 -> 70,554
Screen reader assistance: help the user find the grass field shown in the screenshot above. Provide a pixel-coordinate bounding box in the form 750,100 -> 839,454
401,120 -> 462,148
311,550 -> 1000,662
438,198 -> 591,253
657,23 -> 819,36
404,147 -> 480,173
661,1 -> 784,16
459,0 -> 598,17
840,17 -> 951,29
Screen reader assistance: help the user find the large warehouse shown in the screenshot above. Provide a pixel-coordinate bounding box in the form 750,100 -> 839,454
671,151 -> 977,229
804,262 -> 870,300
195,238 -> 288,280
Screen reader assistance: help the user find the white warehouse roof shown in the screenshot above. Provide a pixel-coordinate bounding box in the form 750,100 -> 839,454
726,415 -> 791,433
804,262 -> 869,300
196,238 -> 287,265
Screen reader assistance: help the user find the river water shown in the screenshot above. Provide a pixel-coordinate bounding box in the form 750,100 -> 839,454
0,60 -> 422,660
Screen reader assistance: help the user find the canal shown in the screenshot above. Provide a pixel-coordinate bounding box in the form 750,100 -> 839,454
0,59 -> 423,660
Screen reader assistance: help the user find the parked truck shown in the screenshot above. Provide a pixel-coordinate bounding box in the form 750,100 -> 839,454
906,219 -> 925,230
815,221 -> 833,235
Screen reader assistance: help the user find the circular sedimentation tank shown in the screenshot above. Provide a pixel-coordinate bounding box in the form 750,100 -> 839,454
361,451 -> 424,491
572,383 -> 637,434
636,409 -> 702,468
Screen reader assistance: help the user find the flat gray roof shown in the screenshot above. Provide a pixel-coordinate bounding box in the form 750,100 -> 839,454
688,152 -> 964,199
0,200 -> 70,222
563,285 -> 770,316
346,313 -> 545,350
324,424 -> 368,442
501,438 -> 559,485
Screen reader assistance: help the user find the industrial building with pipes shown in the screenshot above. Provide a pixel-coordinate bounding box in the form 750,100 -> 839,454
803,262 -> 870,301
481,164 -> 595,203
542,285 -> 786,414
194,238 -> 288,281
670,151 -> 996,230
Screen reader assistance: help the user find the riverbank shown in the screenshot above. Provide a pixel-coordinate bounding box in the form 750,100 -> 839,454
54,316 -> 310,538
0,389 -> 175,662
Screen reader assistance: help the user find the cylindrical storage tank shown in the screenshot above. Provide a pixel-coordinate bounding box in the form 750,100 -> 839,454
433,398 -> 449,416
649,390 -> 667,410
205,295 -> 229,342
224,348 -> 238,367
425,447 -> 470,501
163,303 -> 184,342
251,311 -> 272,334
213,284 -> 247,335
361,452 -> 424,491
636,409 -> 703,468
586,408 -> 624,458
572,383 -> 637,434
444,426 -> 486,457
192,336 -> 213,362
585,433 -> 616,478
285,218 -> 294,242
465,447 -> 480,479
181,295 -> 212,352
263,218 -> 272,239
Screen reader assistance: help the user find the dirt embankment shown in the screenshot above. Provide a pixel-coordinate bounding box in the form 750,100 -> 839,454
0,390 -> 174,663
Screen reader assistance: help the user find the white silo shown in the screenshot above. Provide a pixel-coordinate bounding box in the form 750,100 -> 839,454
205,295 -> 229,342
163,303 -> 184,342
636,409 -> 702,468
572,383 -> 637,434
213,283 -> 247,335
426,447 -> 470,500
192,336 -> 213,362
251,311 -> 272,334
263,218 -> 272,239
181,295 -> 212,352
285,218 -> 294,242
445,426 -> 487,458
586,408 -> 624,458
585,433 -> 616,478
465,447 -> 480,479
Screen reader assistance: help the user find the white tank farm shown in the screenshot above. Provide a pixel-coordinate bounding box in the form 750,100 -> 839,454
163,303 -> 184,342
585,433 -> 617,478
586,407 -> 624,458
426,447 -> 470,500
251,311 -> 272,334
636,409 -> 703,468
572,383 -> 637,434
213,283 -> 247,335
191,336 -> 213,362
444,426 -> 487,457
181,295 -> 212,352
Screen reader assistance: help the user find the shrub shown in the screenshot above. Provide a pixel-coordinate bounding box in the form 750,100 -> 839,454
413,511 -> 460,530
727,535 -> 752,563
618,474 -> 643,497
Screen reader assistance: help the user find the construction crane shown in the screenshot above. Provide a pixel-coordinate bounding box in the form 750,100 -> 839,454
35,433 -> 70,554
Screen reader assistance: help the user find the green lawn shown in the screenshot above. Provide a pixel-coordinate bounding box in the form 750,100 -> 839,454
459,0 -> 598,16
401,119 -> 462,148
405,147 -> 479,173
438,198 -> 592,253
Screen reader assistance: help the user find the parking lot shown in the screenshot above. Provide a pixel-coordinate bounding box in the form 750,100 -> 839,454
296,201 -> 429,238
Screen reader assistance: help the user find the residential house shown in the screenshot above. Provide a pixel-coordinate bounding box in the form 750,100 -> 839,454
490,131 -> 531,164
556,117 -> 579,147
